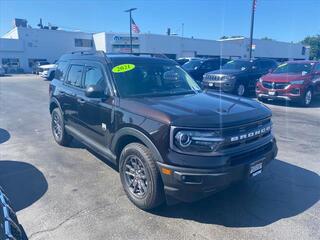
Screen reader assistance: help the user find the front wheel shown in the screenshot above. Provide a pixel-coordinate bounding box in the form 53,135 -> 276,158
300,89 -> 313,107
234,83 -> 246,96
119,143 -> 165,210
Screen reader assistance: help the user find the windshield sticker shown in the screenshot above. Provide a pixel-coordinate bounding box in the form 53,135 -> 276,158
112,64 -> 135,73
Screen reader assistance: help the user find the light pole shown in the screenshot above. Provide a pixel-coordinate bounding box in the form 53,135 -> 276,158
249,0 -> 256,59
125,8 -> 137,53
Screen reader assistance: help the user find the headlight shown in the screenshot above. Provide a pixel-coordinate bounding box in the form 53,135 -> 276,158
290,80 -> 304,85
258,78 -> 263,83
172,129 -> 224,154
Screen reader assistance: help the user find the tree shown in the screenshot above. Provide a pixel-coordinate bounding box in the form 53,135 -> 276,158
261,37 -> 273,40
220,36 -> 229,39
302,35 -> 320,60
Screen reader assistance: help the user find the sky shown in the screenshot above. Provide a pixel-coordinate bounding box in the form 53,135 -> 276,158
0,0 -> 319,43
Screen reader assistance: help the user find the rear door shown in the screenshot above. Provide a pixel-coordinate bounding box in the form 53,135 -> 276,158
61,62 -> 85,130
76,61 -> 114,147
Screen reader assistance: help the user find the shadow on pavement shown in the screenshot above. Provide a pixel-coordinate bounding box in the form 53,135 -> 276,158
0,128 -> 10,144
153,159 -> 320,227
0,160 -> 48,212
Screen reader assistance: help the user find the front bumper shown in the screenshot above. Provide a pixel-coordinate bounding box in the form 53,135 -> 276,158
256,83 -> 305,102
202,80 -> 235,92
158,138 -> 277,203
40,70 -> 49,78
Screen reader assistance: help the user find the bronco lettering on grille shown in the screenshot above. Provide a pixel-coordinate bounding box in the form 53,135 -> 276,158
230,126 -> 271,142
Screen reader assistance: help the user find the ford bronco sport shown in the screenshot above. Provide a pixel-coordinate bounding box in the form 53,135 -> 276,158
49,51 -> 278,210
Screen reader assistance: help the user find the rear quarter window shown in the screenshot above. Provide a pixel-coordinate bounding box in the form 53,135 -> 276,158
55,61 -> 69,81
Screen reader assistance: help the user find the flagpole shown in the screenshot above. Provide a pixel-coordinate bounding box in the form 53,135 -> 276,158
125,8 -> 137,54
249,0 -> 256,59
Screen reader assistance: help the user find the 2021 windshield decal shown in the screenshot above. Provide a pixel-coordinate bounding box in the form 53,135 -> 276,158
112,64 -> 135,73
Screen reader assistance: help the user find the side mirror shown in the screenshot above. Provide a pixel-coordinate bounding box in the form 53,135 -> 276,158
85,85 -> 106,98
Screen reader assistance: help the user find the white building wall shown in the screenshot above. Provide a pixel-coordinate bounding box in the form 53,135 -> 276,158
1,27 -> 94,72
1,26 -> 310,72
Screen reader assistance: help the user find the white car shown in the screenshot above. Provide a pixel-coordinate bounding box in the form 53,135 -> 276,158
0,65 -> 5,76
39,64 -> 57,80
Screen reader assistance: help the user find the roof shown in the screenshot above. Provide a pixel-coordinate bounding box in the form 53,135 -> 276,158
59,51 -> 176,65
286,60 -> 318,64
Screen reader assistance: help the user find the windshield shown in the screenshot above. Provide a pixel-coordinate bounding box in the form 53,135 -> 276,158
111,60 -> 201,98
182,60 -> 204,71
273,62 -> 313,75
222,60 -> 252,71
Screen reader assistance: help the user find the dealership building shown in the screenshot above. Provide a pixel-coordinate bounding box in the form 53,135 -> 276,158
0,19 -> 309,72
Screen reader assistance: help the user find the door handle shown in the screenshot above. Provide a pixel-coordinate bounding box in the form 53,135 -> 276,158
77,98 -> 86,104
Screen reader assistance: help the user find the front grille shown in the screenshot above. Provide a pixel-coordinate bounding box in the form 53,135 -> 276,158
219,118 -> 272,150
0,188 -> 23,240
205,74 -> 225,81
262,81 -> 289,89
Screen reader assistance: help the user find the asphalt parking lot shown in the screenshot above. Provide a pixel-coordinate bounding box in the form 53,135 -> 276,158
0,74 -> 319,240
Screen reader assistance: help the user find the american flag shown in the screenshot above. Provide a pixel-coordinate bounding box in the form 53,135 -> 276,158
131,18 -> 140,34
253,0 -> 257,12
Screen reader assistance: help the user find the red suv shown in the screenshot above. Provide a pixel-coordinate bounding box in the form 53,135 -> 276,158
256,61 -> 320,106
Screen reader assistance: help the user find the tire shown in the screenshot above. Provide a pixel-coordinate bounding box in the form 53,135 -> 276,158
119,143 -> 165,210
234,82 -> 246,96
300,88 -> 313,107
51,108 -> 73,146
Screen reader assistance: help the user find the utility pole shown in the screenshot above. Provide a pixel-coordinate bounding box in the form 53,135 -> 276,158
249,0 -> 256,59
125,8 -> 137,53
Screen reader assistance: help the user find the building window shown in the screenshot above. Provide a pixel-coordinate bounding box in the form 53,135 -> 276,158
2,58 -> 20,68
302,46 -> 306,56
74,38 -> 93,47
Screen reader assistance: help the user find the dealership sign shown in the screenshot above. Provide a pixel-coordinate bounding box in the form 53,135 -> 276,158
113,35 -> 139,42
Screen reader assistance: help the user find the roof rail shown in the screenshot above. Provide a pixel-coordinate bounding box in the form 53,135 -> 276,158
69,50 -> 106,57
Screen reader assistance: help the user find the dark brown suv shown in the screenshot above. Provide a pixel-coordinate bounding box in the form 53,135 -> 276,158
49,51 -> 278,210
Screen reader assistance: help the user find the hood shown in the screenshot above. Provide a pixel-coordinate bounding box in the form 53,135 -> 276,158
120,92 -> 271,128
207,69 -> 244,76
262,73 -> 311,82
39,64 -> 57,69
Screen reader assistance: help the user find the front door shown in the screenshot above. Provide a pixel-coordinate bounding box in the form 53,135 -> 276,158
77,62 -> 114,147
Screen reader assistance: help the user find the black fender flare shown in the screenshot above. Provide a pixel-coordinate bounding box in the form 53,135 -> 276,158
111,127 -> 164,163
49,97 -> 63,115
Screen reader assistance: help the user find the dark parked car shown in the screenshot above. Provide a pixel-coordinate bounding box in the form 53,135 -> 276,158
32,61 -> 49,74
0,186 -> 26,240
203,58 -> 278,96
256,61 -> 320,106
182,58 -> 229,82
49,51 -> 277,210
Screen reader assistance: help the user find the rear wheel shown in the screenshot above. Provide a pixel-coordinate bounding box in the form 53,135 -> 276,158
119,143 -> 164,210
51,108 -> 73,146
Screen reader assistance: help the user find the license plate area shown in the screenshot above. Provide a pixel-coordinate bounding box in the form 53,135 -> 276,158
268,91 -> 276,96
250,161 -> 263,177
